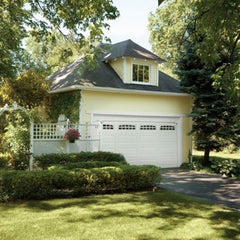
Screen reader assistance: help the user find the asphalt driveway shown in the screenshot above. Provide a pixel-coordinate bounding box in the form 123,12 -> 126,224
158,168 -> 240,209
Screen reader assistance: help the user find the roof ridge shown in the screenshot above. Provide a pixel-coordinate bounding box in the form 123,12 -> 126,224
102,39 -> 164,62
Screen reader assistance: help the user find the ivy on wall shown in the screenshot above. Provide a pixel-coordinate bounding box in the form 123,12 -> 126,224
45,91 -> 81,122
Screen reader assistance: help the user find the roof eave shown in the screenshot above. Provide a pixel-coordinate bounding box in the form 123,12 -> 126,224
103,55 -> 165,63
49,85 -> 191,97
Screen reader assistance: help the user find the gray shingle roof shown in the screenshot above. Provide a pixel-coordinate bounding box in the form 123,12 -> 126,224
102,39 -> 164,62
48,40 -> 182,94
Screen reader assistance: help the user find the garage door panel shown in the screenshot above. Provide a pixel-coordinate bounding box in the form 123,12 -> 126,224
94,116 -> 180,168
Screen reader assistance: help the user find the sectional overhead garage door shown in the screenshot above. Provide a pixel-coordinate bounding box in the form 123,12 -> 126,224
93,114 -> 181,168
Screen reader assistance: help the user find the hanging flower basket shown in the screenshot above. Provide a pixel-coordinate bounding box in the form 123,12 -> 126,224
64,129 -> 80,143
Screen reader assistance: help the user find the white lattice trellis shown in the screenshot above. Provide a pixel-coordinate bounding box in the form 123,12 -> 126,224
33,123 -> 100,140
32,123 -> 101,155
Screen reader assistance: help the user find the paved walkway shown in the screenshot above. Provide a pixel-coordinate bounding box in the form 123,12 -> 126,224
158,169 -> 240,209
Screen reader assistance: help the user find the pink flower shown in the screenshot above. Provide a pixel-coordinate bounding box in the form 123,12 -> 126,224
64,129 -> 80,141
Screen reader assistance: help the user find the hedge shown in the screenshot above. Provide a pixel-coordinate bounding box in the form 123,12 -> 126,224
48,161 -> 125,170
0,165 -> 161,200
35,152 -> 127,169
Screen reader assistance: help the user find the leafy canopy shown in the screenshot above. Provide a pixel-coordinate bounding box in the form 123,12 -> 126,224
149,0 -> 240,102
0,0 -> 119,79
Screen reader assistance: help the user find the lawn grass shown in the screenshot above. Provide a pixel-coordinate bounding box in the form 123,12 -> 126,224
193,150 -> 240,159
0,190 -> 239,240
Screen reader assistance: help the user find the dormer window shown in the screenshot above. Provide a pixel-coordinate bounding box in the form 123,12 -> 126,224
132,64 -> 150,83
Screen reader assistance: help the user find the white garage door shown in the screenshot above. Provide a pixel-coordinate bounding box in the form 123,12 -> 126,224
93,115 -> 181,168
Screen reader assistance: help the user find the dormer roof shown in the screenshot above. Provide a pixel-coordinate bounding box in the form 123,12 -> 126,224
102,39 -> 164,62
47,39 -> 185,95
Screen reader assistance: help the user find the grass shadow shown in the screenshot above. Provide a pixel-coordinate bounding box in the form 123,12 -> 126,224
0,190 -> 239,239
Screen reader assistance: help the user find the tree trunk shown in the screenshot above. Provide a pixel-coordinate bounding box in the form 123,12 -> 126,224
203,146 -> 210,166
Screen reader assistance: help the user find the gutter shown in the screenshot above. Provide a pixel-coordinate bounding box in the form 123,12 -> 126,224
49,85 -> 191,97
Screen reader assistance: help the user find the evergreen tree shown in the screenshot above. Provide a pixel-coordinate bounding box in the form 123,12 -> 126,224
176,42 -> 240,165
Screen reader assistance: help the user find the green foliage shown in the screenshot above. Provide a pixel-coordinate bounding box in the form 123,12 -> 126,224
26,32 -> 82,74
190,155 -> 240,177
149,0 -> 240,104
45,91 -> 80,122
0,154 -> 9,169
0,111 -> 31,170
187,161 -> 202,171
120,165 -> 162,191
0,70 -> 48,109
0,1 -> 27,79
3,112 -> 29,154
9,153 -> 29,171
0,70 -> 48,154
0,165 -> 161,200
48,161 -> 125,170
210,158 -> 240,177
148,0 -> 194,72
0,170 -> 78,200
0,0 -> 119,79
35,152 -> 127,169
176,42 -> 239,165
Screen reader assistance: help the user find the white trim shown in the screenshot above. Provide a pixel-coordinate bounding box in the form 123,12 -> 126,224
50,85 -> 190,97
177,117 -> 183,167
189,115 -> 193,162
88,111 -> 187,118
123,58 -> 127,82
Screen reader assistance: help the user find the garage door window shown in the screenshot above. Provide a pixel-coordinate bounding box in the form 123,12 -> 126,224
119,124 -> 136,130
160,125 -> 175,130
103,124 -> 114,130
140,125 -> 156,130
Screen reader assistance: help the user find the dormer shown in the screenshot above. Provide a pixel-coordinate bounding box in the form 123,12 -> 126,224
102,39 -> 164,86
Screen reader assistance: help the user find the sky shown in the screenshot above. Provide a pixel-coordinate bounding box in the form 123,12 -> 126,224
105,0 -> 158,51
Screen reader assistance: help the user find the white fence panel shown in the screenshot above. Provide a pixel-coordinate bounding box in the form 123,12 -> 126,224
33,123 -> 101,155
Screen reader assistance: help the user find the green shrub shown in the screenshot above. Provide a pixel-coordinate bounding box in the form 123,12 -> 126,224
188,161 -> 203,171
2,112 -> 30,171
35,152 -> 127,169
189,155 -> 240,177
0,154 -> 9,169
210,158 -> 240,177
122,165 -> 162,190
0,170 -> 80,200
48,161 -> 125,170
0,165 -> 161,200
10,153 -> 29,170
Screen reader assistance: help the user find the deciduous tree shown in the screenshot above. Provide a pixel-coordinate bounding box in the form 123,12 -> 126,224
0,0 -> 119,79
149,0 -> 240,102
